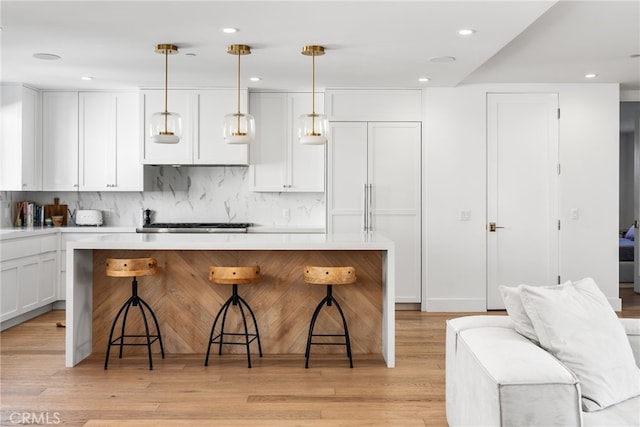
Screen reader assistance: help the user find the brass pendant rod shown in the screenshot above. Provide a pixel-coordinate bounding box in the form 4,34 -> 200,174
164,47 -> 169,133
311,51 -> 316,134
236,49 -> 241,132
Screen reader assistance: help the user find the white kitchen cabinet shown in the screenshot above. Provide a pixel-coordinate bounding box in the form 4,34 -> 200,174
42,91 -> 79,190
141,89 -> 248,165
325,89 -> 422,122
249,92 -> 325,192
327,121 -> 422,303
0,84 -> 42,191
79,92 -> 142,191
0,234 -> 59,324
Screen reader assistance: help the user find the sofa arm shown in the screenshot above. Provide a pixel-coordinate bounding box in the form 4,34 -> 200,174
620,318 -> 640,368
447,324 -> 582,426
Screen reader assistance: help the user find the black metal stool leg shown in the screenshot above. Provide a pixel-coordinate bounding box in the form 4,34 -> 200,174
305,284 -> 353,368
104,276 -> 163,370
204,284 -> 262,368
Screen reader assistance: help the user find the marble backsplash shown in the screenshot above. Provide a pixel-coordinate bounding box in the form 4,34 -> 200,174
0,166 -> 325,228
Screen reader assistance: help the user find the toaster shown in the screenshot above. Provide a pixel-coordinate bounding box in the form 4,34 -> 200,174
75,209 -> 103,226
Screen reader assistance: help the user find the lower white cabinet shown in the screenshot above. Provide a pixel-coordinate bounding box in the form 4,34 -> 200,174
0,234 -> 59,323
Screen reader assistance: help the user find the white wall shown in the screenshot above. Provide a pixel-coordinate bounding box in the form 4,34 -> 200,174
424,83 -> 620,311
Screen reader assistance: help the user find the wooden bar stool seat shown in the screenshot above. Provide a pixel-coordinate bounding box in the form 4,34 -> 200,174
104,257 -> 164,370
303,266 -> 356,368
204,266 -> 263,368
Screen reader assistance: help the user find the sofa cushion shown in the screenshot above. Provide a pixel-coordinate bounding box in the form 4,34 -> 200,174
499,281 -> 570,344
520,277 -> 640,411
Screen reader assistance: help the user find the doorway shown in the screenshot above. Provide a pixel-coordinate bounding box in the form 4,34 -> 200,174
619,102 -> 640,293
486,93 -> 560,309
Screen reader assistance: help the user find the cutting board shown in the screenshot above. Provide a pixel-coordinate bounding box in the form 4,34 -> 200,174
43,198 -> 68,226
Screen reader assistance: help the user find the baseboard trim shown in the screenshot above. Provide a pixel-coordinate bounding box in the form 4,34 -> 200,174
424,298 -> 486,312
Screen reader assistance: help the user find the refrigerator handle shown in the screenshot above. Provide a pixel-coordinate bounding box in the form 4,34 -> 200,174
363,184 -> 368,231
368,184 -> 373,231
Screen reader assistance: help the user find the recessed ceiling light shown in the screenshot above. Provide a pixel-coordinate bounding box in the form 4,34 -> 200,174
32,53 -> 61,61
429,56 -> 456,63
185,52 -> 197,57
630,53 -> 640,58
584,73 -> 598,79
418,77 -> 430,82
458,29 -> 476,36
249,77 -> 261,82
80,76 -> 93,81
222,28 -> 238,34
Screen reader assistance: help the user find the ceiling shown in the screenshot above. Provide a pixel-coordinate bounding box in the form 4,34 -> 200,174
1,0 -> 639,92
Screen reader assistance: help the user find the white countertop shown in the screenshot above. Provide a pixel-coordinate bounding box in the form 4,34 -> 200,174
68,232 -> 394,251
0,225 -> 325,241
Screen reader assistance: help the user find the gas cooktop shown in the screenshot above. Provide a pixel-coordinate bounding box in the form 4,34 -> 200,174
136,222 -> 252,233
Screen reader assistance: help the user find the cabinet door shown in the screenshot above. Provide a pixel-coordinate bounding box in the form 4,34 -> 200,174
42,92 -> 79,190
289,93 -> 325,192
141,90 -> 193,164
39,252 -> 58,304
195,90 -> 248,165
21,87 -> 42,191
249,92 -> 288,190
79,92 -> 116,190
368,122 -> 422,303
327,122 -> 368,233
114,92 -> 142,190
19,256 -> 40,312
0,85 -> 41,191
0,261 -> 20,321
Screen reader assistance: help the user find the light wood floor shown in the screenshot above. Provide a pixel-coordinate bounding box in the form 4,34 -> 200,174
1,288 -> 639,427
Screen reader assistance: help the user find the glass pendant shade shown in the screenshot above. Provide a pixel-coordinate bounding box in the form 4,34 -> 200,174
298,45 -> 327,145
223,112 -> 255,144
150,43 -> 181,144
224,44 -> 253,144
298,113 -> 328,145
150,111 -> 182,144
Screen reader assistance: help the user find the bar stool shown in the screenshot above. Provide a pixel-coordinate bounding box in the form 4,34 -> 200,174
303,265 -> 356,368
204,266 -> 263,368
104,257 -> 164,370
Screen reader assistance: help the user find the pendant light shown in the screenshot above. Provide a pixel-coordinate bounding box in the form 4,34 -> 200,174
150,44 -> 182,144
298,45 -> 328,145
223,44 -> 255,144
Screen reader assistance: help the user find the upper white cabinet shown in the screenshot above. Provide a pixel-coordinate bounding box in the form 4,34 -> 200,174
141,89 -> 248,165
0,84 -> 42,191
249,92 -> 325,192
79,92 -> 142,191
325,89 -> 422,122
42,91 -> 79,191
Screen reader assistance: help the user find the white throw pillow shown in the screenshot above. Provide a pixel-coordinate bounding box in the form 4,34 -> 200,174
520,277 -> 640,411
499,281 -> 571,344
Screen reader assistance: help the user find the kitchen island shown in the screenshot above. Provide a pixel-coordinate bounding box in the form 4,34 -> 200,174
66,233 -> 395,367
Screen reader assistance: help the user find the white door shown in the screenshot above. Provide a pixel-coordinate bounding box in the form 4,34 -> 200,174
634,112 -> 640,292
487,93 -> 559,309
368,122 -> 422,303
327,121 -> 422,303
42,92 -> 79,190
327,122 -> 368,232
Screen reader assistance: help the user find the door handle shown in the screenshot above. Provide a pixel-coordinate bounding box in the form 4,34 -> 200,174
489,222 -> 505,232
363,184 -> 368,232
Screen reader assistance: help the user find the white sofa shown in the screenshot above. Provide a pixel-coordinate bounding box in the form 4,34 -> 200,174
446,315 -> 640,426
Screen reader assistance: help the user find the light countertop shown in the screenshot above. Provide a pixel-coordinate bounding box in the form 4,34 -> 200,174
67,232 -> 394,251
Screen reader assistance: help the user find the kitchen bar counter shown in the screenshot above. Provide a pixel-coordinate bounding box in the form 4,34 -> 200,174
66,233 -> 395,367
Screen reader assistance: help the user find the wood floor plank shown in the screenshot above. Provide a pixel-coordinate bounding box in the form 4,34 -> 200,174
2,288 -> 638,427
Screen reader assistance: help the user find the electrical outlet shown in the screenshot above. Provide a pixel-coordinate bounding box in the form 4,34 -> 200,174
458,209 -> 471,221
282,208 -> 290,219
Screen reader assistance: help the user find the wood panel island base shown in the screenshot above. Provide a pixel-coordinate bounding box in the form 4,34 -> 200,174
66,233 -> 395,367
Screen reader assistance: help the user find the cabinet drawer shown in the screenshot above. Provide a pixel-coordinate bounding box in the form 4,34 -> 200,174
1,238 -> 41,261
40,234 -> 58,253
